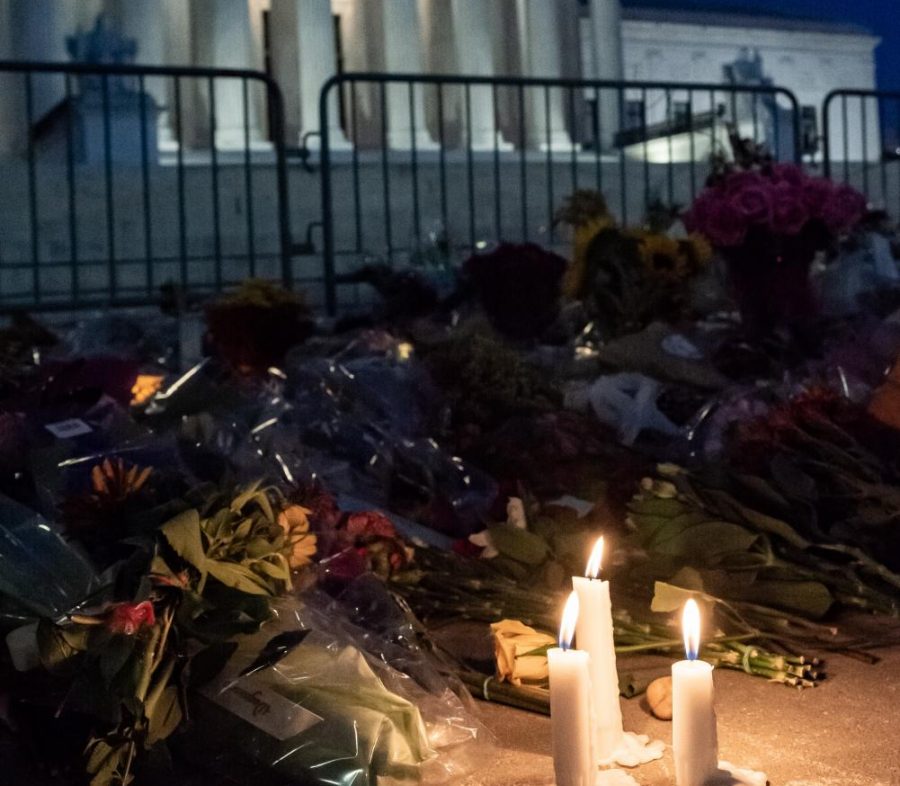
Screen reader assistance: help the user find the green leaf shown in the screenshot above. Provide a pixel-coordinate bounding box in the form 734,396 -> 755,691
650,521 -> 758,564
161,509 -> 208,578
206,559 -> 273,596
487,525 -> 549,566
735,579 -> 833,619
146,686 -> 182,745
230,481 -> 263,513
99,636 -> 137,686
36,619 -> 82,673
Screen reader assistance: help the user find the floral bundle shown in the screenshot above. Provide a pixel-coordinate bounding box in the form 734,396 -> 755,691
462,242 -> 567,340
684,163 -> 866,249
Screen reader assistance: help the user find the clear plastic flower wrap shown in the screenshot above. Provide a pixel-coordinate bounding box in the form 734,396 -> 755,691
0,493 -> 97,622
184,585 -> 493,786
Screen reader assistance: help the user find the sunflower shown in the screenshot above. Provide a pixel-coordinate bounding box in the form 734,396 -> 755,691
565,214 -> 616,298
679,233 -> 714,274
277,504 -> 318,569
635,232 -> 690,282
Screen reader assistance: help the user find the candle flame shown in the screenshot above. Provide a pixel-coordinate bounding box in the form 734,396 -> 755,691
682,598 -> 701,661
585,536 -> 604,579
559,591 -> 580,651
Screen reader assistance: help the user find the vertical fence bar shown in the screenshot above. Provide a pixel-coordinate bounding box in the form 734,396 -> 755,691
492,83 -> 502,239
773,91 -> 782,161
174,76 -> 188,290
861,96 -> 870,199
688,90 -> 697,201
879,96 -> 888,209
138,74 -> 153,296
351,81 -> 362,252
842,94 -> 850,183
379,82 -> 393,261
641,86 -> 650,213
437,83 -> 448,238
666,89 -> 674,206
64,73 -> 79,302
208,77 -> 223,291
594,86 -> 603,195
102,73 -> 116,301
25,73 -> 39,303
242,77 -> 256,278
618,87 -> 627,224
568,87 -> 578,193
320,77 -> 337,315
465,83 -> 476,250
518,84 -> 528,240
708,88 -> 716,163
545,86 -> 554,241
265,76 -> 292,291
408,82 -> 421,247
752,92 -> 759,146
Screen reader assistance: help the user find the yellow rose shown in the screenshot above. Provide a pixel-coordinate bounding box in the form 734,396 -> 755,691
491,619 -> 555,687
277,505 -> 318,569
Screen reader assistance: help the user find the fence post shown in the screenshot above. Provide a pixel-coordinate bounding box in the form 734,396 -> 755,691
265,75 -> 294,291
319,75 -> 338,317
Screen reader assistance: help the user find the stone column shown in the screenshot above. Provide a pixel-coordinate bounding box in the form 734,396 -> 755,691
269,0 -> 349,150
380,0 -> 436,150
447,0 -> 510,151
190,0 -> 267,150
590,0 -> 623,150
108,0 -> 178,150
515,0 -> 572,151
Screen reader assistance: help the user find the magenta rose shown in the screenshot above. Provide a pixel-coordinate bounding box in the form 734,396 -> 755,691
801,177 -> 836,219
821,184 -> 867,234
730,184 -> 773,226
771,163 -> 805,188
704,199 -> 748,247
723,170 -> 766,196
771,187 -> 809,236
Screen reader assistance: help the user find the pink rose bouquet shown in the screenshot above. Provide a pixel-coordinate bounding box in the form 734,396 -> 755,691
684,165 -> 865,247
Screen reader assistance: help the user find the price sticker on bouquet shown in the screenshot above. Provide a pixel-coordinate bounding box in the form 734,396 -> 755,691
201,670 -> 323,741
44,418 -> 93,439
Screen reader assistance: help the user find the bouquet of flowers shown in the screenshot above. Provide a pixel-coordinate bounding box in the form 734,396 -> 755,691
684,162 -> 867,334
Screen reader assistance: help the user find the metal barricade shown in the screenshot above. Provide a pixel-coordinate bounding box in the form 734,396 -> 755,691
318,72 -> 801,315
822,89 -> 895,214
0,61 -> 293,312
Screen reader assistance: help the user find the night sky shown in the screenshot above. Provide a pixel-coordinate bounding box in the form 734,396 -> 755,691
626,0 -> 897,90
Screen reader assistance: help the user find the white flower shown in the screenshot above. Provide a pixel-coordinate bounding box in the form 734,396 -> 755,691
506,497 -> 527,530
468,530 -> 499,559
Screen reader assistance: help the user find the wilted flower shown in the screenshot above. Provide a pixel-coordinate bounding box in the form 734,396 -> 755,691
491,619 -> 555,686
278,505 -> 318,569
107,601 -> 156,635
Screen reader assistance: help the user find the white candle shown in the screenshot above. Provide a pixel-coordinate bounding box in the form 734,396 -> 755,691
672,599 -> 719,786
549,592 -> 595,786
573,537 -> 624,762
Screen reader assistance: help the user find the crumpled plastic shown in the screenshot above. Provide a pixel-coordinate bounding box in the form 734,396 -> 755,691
567,372 -> 681,446
187,587 -> 492,785
0,493 -> 96,622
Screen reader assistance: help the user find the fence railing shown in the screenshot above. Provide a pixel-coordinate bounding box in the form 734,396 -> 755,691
822,88 -> 897,214
0,60 -> 292,312
318,71 -> 802,315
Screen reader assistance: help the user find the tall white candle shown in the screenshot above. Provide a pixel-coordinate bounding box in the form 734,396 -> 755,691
549,592 -> 595,786
573,537 -> 624,762
672,599 -> 719,786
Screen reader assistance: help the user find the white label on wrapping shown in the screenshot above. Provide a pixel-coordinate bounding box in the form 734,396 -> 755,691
201,672 -> 323,741
44,419 -> 93,438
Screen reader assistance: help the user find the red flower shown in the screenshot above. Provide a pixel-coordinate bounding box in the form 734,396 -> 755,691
821,184 -> 867,234
771,185 -> 809,236
344,511 -> 397,539
730,184 -> 772,226
107,601 -> 156,635
801,177 -> 836,218
703,199 -> 748,247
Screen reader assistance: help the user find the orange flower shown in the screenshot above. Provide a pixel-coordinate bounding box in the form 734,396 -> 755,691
130,374 -> 164,406
277,505 -> 318,569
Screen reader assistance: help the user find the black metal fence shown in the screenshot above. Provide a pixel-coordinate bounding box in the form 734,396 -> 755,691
822,89 -> 899,214
0,60 -> 292,312
318,72 -> 802,314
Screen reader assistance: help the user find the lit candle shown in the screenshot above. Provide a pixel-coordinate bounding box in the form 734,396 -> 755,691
548,591 -> 595,786
672,599 -> 719,786
573,537 -> 624,762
